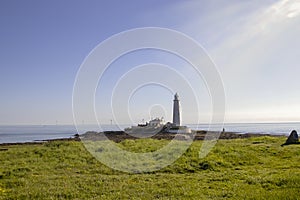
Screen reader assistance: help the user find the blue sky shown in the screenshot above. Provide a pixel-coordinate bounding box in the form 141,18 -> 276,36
0,0 -> 300,125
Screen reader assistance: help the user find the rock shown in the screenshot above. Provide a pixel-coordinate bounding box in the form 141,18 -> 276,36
282,130 -> 299,146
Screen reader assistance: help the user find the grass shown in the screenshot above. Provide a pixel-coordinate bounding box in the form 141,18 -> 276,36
0,136 -> 299,199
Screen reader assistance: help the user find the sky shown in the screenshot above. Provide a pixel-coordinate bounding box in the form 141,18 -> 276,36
0,0 -> 300,125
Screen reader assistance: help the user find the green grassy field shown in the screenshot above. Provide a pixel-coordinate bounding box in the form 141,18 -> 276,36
0,136 -> 299,199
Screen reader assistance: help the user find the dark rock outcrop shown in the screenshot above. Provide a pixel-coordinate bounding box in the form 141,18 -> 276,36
282,130 -> 299,146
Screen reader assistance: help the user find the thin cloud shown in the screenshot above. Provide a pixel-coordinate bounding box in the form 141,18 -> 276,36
272,0 -> 300,18
253,0 -> 300,36
172,0 -> 300,122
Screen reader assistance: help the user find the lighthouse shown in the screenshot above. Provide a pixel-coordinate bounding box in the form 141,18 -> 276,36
173,93 -> 180,126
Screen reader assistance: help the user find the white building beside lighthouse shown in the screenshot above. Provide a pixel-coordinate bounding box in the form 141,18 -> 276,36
125,92 -> 191,134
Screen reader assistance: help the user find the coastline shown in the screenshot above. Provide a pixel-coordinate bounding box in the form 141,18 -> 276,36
80,130 -> 284,143
0,137 -> 81,146
0,122 -> 296,144
0,130 -> 285,146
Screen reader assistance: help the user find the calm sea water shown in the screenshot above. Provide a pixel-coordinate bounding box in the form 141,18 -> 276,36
0,124 -> 127,144
0,123 -> 299,144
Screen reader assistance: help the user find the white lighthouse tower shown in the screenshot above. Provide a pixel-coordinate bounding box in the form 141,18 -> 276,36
173,93 -> 180,126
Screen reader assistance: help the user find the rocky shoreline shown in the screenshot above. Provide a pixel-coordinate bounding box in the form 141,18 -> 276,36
0,130 -> 284,146
0,137 -> 81,147
80,130 -> 283,143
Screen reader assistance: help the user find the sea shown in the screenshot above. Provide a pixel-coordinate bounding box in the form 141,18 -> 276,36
0,122 -> 299,144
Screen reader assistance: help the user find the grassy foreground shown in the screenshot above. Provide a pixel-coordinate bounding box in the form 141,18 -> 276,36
0,136 -> 299,199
